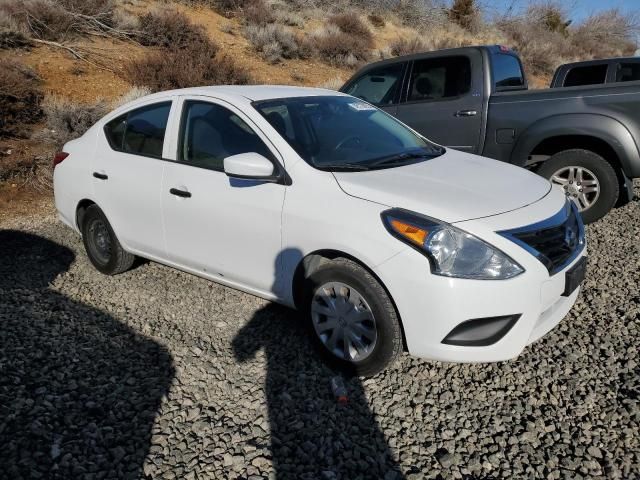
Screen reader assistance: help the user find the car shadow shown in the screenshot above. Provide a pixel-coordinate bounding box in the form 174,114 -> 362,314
0,230 -> 174,478
232,248 -> 405,479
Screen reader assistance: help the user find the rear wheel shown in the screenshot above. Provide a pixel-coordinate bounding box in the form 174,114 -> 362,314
302,257 -> 403,377
81,205 -> 135,275
537,149 -> 619,224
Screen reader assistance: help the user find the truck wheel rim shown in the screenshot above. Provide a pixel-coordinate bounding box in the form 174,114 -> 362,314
550,166 -> 600,211
311,281 -> 377,362
88,219 -> 112,265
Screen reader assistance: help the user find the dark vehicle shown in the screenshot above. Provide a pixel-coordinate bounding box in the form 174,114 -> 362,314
551,57 -> 640,88
341,45 -> 640,223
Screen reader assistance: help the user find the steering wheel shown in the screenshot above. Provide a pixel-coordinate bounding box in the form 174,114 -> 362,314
334,135 -> 362,151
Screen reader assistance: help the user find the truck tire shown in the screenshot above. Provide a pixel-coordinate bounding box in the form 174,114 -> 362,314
302,257 -> 403,377
537,149 -> 619,224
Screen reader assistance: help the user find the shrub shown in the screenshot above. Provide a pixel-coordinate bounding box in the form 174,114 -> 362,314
389,36 -> 425,56
0,30 -> 31,49
242,0 -> 275,26
329,11 -> 372,45
448,0 -> 478,31
0,61 -> 43,138
124,46 -> 252,92
137,8 -> 213,51
245,24 -> 309,63
571,9 -> 638,59
317,76 -> 346,90
36,96 -> 110,151
367,13 -> 385,28
309,24 -> 371,67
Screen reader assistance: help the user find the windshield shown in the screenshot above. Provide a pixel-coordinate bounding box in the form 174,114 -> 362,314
252,96 -> 444,171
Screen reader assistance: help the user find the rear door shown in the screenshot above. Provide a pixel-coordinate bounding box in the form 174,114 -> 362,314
393,51 -> 484,153
341,62 -> 407,116
93,99 -> 176,258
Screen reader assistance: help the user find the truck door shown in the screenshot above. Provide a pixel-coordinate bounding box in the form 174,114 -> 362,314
393,52 -> 484,154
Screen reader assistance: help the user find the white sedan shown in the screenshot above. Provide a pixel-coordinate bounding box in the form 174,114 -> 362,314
53,86 -> 587,376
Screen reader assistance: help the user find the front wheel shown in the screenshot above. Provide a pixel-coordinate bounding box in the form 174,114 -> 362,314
302,257 -> 403,377
537,149 -> 619,224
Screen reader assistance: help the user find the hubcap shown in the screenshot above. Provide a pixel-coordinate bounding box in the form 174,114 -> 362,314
89,219 -> 112,264
550,166 -> 600,211
310,282 -> 377,362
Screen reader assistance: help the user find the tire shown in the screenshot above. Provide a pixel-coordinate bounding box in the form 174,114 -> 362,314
302,257 -> 403,377
81,205 -> 135,275
537,149 -> 619,224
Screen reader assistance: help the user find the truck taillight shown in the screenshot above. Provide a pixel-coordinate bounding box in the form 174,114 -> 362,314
53,152 -> 69,168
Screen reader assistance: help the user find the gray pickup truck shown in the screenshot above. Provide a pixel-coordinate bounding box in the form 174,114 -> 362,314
340,45 -> 640,223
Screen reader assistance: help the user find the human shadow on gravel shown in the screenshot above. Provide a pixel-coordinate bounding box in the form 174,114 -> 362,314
0,231 -> 174,479
233,250 -> 405,480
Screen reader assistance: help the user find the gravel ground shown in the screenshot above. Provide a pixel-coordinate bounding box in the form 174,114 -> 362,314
0,187 -> 638,480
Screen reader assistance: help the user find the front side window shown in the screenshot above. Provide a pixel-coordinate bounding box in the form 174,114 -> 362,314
564,64 -> 607,87
104,102 -> 171,158
179,101 -> 274,171
343,63 -> 405,106
408,56 -> 471,102
254,95 -> 443,172
492,53 -> 525,90
616,63 -> 640,82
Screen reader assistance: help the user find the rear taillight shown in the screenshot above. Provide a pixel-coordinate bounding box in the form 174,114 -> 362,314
53,152 -> 69,168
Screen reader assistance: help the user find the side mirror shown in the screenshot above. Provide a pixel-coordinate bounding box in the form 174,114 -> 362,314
223,153 -> 275,180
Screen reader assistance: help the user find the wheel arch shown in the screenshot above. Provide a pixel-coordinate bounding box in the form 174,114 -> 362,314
291,249 -> 408,350
76,198 -> 97,230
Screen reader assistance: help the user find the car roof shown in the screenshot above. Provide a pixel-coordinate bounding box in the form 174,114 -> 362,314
138,85 -> 348,102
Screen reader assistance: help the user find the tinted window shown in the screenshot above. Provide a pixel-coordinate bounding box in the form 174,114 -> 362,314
564,64 -> 607,87
104,114 -> 127,150
616,63 -> 640,82
492,54 -> 525,89
254,96 -> 443,171
344,63 -> 405,105
408,56 -> 471,102
123,103 -> 171,158
180,101 -> 274,171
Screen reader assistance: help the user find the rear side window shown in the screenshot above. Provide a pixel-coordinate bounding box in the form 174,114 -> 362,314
104,102 -> 172,158
343,63 -> 405,105
492,54 -> 525,90
564,64 -> 607,87
408,56 -> 471,102
616,63 -> 640,82
179,101 -> 274,172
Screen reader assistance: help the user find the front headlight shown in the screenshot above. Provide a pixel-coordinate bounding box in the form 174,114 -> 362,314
382,209 -> 524,280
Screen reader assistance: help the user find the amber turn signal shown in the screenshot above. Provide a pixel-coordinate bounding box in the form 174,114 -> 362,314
389,219 -> 428,246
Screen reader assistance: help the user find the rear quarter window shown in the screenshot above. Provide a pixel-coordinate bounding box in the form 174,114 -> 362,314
492,54 -> 525,90
563,64 -> 608,87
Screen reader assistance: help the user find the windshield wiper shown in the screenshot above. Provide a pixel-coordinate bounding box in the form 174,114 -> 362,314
369,151 -> 436,167
315,164 -> 371,172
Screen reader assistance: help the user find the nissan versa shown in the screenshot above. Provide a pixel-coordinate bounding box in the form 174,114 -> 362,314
53,86 -> 587,376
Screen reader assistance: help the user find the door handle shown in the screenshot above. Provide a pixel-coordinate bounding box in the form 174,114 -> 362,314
169,188 -> 192,198
93,172 -> 108,180
454,110 -> 478,117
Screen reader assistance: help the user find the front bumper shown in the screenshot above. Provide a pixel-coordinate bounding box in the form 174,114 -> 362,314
373,190 -> 586,363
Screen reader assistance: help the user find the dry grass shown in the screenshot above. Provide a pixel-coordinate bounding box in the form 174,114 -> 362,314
367,13 -> 385,28
389,36 -> 425,56
308,24 -> 371,67
328,11 -> 373,45
245,23 -> 310,63
0,61 -> 43,139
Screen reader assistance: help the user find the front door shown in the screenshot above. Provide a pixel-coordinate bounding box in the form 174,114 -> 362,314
394,53 -> 484,153
161,97 -> 286,294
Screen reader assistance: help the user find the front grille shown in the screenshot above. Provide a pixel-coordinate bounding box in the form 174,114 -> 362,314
499,201 -> 585,275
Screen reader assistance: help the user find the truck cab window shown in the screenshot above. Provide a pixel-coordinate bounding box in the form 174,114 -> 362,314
408,56 -> 471,102
564,64 -> 608,87
343,63 -> 405,106
616,63 -> 640,82
492,54 -> 525,90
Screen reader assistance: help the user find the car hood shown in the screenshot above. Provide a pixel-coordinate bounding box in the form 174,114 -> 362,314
333,150 -> 552,223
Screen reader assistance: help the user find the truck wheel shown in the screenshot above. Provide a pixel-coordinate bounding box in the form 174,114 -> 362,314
537,149 -> 619,224
302,257 -> 403,377
82,205 -> 135,275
